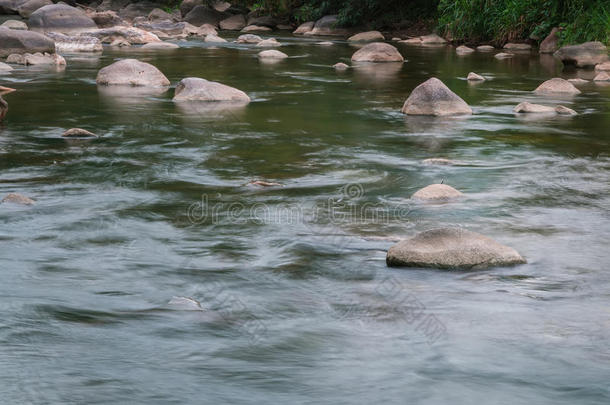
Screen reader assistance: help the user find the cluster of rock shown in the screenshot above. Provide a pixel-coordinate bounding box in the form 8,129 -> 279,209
96,58 -> 250,105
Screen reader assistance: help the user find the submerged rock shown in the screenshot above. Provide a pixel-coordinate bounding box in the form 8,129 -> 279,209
348,31 -> 384,42
0,27 -> 55,57
317,41 -> 333,46
96,59 -> 170,87
503,43 -> 531,50
62,128 -> 98,138
255,38 -> 280,47
533,78 -> 581,94
554,105 -> 577,115
476,45 -> 495,51
513,102 -> 556,113
539,27 -> 560,53
45,32 -> 102,53
400,38 -> 422,44
422,158 -> 456,165
173,77 -> 250,102
236,34 -> 261,44
257,49 -> 287,59
333,62 -> 349,70
293,21 -> 314,35
467,72 -> 485,81
141,41 -> 179,49
554,41 -> 609,68
386,228 -> 526,269
456,45 -> 474,54
204,33 -> 227,43
1,193 -> 35,205
28,4 -> 97,34
567,78 -> 588,84
494,52 -> 513,59
402,77 -> 472,116
513,102 -> 577,115
412,184 -> 463,201
351,42 -> 404,62
168,296 -> 204,311
241,24 -> 271,32
420,34 -> 446,44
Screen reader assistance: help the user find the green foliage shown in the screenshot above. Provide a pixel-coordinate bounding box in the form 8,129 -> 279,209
437,0 -> 610,45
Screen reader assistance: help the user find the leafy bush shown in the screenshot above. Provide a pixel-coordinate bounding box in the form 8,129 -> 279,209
437,0 -> 610,45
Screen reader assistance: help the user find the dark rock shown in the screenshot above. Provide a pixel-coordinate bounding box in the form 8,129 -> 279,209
28,4 -> 98,34
0,27 -> 55,57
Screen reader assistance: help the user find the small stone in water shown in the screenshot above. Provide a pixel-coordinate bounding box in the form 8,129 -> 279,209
62,128 -> 98,138
2,193 -> 34,205
249,180 -> 282,187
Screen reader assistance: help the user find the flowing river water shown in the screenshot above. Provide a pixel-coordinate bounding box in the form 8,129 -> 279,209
1,33 -> 609,403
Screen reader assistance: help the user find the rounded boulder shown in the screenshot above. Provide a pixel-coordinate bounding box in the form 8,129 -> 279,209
351,42 -> 404,63
173,77 -> 250,103
386,228 -> 526,269
402,77 -> 472,116
96,59 -> 170,87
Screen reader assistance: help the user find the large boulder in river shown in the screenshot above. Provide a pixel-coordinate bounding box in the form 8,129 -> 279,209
17,0 -> 52,18
257,49 -> 287,59
305,15 -> 349,37
348,31 -> 384,42
219,14 -> 246,30
84,26 -> 161,44
293,21 -> 314,35
96,59 -> 170,87
184,5 -> 225,27
45,32 -> 102,52
386,228 -> 526,269
539,27 -> 559,53
28,4 -> 98,34
0,27 -> 55,57
173,77 -> 250,103
402,77 -> 472,116
554,41 -> 609,68
533,78 -> 580,95
351,42 -> 403,62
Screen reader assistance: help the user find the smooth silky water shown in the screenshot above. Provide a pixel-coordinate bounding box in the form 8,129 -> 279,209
1,34 -> 609,403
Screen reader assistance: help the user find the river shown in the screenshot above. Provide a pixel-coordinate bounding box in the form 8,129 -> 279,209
1,33 -> 609,403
